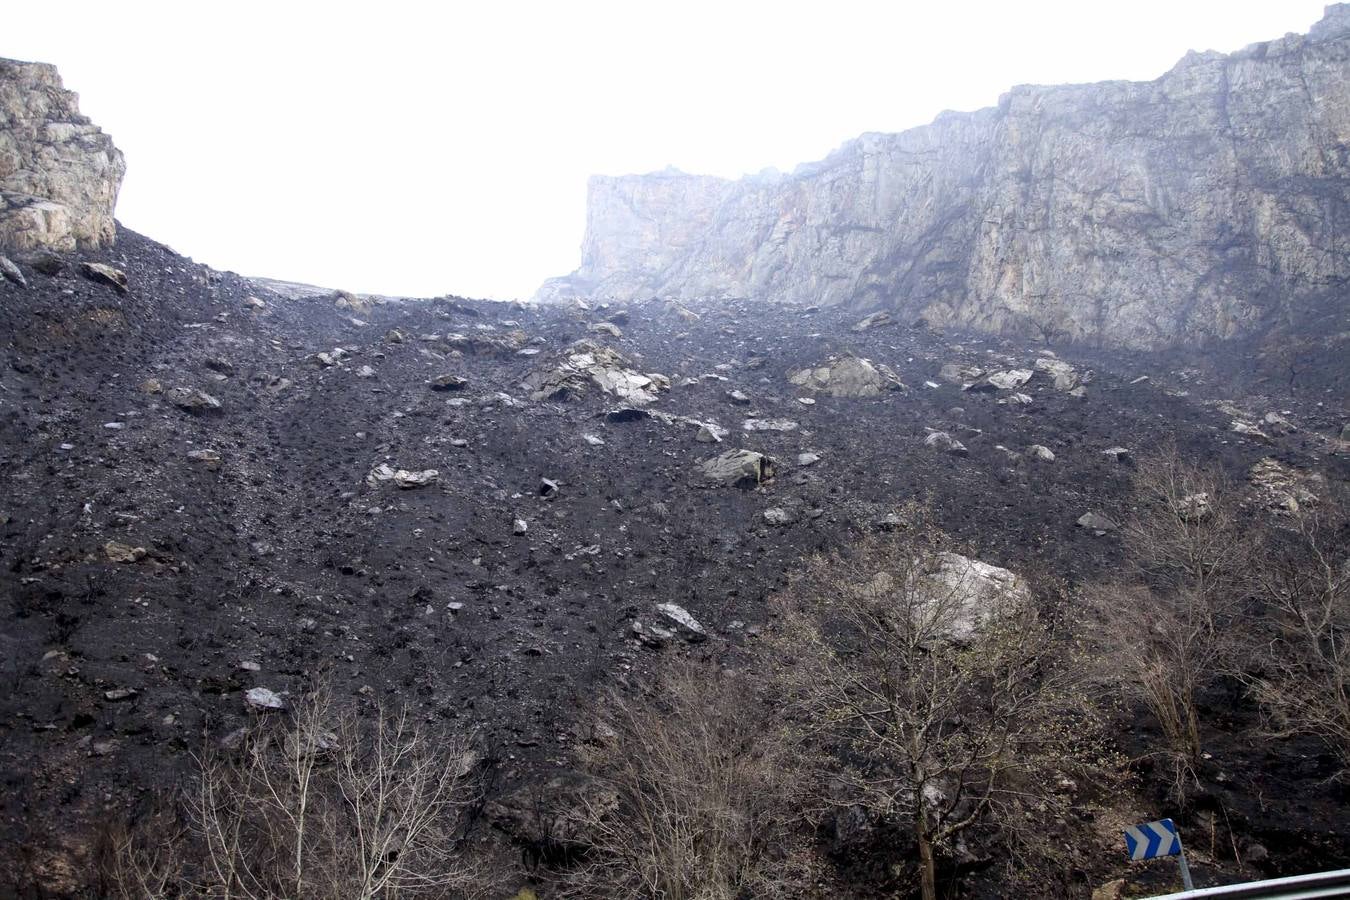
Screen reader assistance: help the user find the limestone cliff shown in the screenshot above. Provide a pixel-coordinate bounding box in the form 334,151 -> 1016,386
539,6 -> 1350,351
0,58 -> 124,252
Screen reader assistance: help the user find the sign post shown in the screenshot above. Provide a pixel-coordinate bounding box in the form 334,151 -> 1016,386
1125,818 -> 1194,892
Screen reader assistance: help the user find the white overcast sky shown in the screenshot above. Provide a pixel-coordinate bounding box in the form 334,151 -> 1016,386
3,1 -> 1330,299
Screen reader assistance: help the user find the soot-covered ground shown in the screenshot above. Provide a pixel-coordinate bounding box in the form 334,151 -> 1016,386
1,228 -> 1347,896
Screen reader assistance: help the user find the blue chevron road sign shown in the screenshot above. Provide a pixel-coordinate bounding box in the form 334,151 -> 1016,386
1125,818 -> 1180,860
1125,818 -> 1194,890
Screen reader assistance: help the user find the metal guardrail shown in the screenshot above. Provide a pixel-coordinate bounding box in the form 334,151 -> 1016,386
1148,868 -> 1350,899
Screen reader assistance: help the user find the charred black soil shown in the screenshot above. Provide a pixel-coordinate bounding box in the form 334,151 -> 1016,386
1,228 -> 1347,897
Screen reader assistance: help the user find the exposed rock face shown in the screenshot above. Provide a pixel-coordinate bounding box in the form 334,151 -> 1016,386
1,59 -> 124,252
539,7 -> 1350,352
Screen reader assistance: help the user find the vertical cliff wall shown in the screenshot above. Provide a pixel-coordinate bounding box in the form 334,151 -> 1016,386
0,58 -> 125,252
539,6 -> 1350,351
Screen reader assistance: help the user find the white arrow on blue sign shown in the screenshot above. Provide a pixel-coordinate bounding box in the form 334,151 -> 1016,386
1124,818 -> 1181,860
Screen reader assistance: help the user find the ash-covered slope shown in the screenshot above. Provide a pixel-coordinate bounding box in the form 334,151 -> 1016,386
1,228 -> 1348,895
539,5 -> 1350,355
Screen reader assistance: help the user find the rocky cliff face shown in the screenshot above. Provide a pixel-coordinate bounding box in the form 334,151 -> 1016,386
540,6 -> 1350,351
0,59 -> 124,252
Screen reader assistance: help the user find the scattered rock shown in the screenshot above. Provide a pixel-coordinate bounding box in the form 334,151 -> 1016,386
1249,458 -> 1319,513
512,518 -> 529,536
539,477 -> 560,499
920,552 -> 1032,642
852,311 -> 893,331
1076,512 -> 1118,533
938,363 -> 984,385
244,296 -> 265,309
0,255 -> 27,287
923,431 -> 968,457
985,369 -> 1034,390
695,424 -> 723,443
727,389 -> 752,405
1263,411 -> 1297,435
668,300 -> 700,321
393,469 -> 438,489
1231,420 -> 1273,443
429,374 -> 468,391
789,356 -> 904,398
743,418 -> 798,432
166,387 -> 222,414
699,449 -> 772,488
1028,444 -> 1055,462
332,290 -> 370,315
204,357 -> 235,376
588,321 -> 622,338
24,251 -> 63,276
631,620 -> 676,648
523,340 -> 665,404
79,262 -> 128,294
384,328 -> 407,344
187,449 -> 222,470
103,687 -> 137,702
581,433 -> 605,446
797,452 -> 821,467
1178,492 -> 1211,520
104,541 -> 146,563
1091,879 -> 1126,900
1102,447 -> 1131,463
763,507 -> 797,526
366,464 -> 439,489
446,331 -> 529,356
1034,357 -> 1081,391
244,687 -> 285,710
655,602 -> 707,642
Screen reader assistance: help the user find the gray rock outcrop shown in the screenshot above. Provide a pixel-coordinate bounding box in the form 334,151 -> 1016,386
789,356 -> 904,398
1,59 -> 124,252
538,7 -> 1350,353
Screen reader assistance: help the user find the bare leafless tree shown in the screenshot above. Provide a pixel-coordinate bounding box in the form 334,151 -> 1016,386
1245,492 -> 1350,772
112,685 -> 485,899
564,660 -> 809,900
1091,447 -> 1250,795
769,517 -> 1102,900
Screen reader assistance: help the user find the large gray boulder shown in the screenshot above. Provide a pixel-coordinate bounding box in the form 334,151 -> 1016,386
699,449 -> 772,488
865,551 -> 1031,643
788,356 -> 904,398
